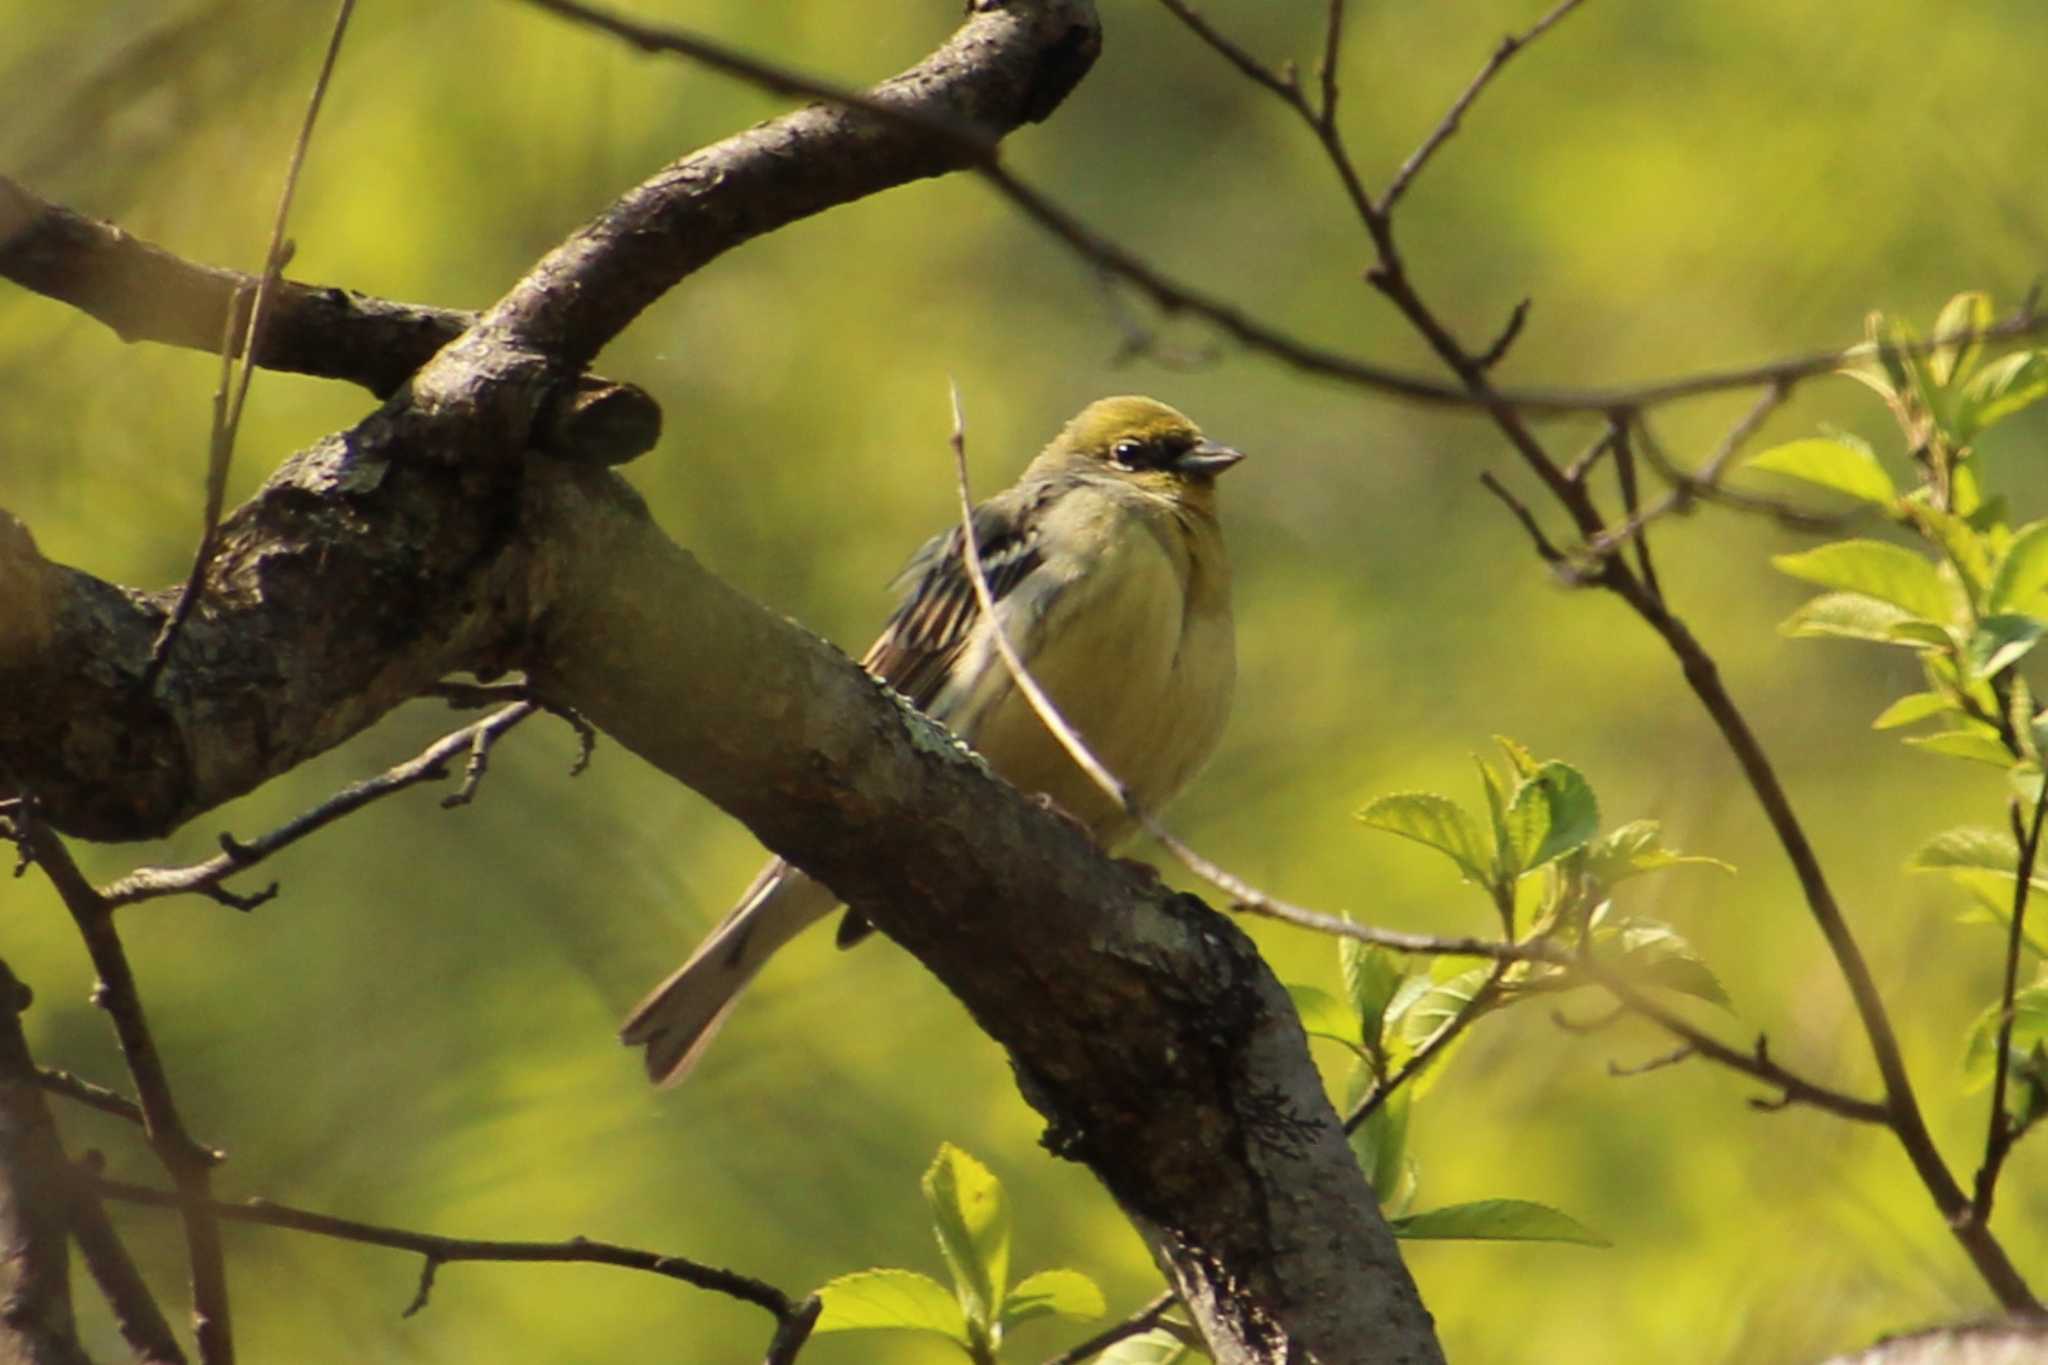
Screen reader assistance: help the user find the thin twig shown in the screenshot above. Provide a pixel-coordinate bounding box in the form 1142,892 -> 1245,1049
1479,471 -> 1565,565
1346,965 -> 1510,1133
1611,421 -> 1661,604
98,703 -> 543,910
1041,1290 -> 1176,1365
1477,298 -> 1532,370
87,1176 -> 797,1322
36,1067 -> 146,1127
1971,774 -> 2048,1225
1607,1043 -> 1696,1078
1380,0 -> 1588,211
20,818 -> 235,1363
141,0 -> 356,694
1154,0 -> 1296,103
763,1295 -> 823,1365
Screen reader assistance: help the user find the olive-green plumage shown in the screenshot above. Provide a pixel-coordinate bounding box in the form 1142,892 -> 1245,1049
621,396 -> 1244,1084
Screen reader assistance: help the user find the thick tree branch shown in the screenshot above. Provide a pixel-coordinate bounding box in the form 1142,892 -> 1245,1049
518,461 -> 1443,1363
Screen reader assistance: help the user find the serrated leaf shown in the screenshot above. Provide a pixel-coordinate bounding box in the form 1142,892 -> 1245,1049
1095,1326 -> 1203,1365
1903,728 -> 2017,767
1928,290 -> 1992,387
1339,938 -> 1404,1053
1965,614 -> 2046,680
1286,984 -> 1364,1052
923,1144 -> 1008,1329
814,1269 -> 970,1340
1591,919 -> 1731,1009
1962,980 -> 2048,1091
1000,1269 -> 1106,1330
1872,691 -> 1955,730
1748,438 -> 1898,504
1581,820 -> 1734,888
1986,521 -> 2048,615
1516,762 -> 1600,871
1778,593 -> 1940,647
1359,793 -> 1491,884
1910,827 -> 2048,892
1390,1199 -> 1611,1247
1905,501 -> 1996,597
1770,540 -> 1951,621
1961,350 -> 2048,439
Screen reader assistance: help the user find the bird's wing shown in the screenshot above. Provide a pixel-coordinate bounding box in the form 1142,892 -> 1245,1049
837,483 -> 1059,951
860,484 -> 1055,711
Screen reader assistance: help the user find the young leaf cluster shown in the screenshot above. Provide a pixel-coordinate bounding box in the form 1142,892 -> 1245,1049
813,1144 -> 1105,1362
1753,292 -> 2048,1164
1292,741 -> 1733,1247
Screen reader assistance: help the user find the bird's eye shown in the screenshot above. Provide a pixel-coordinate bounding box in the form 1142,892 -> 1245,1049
1111,438 -> 1146,468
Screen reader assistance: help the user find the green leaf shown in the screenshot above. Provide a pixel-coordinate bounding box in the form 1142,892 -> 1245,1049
1095,1327 -> 1202,1365
1506,762 -> 1600,873
1871,691 -> 1954,730
1596,919 -> 1731,1009
1389,1198 -> 1611,1247
815,1269 -> 971,1340
1961,350 -> 2048,438
1910,827 -> 2048,892
1287,984 -> 1365,1053
1339,938 -> 1404,1054
1770,540 -> 1952,621
923,1144 -> 1009,1329
1903,728 -> 2017,767
1778,593 -> 1943,648
1346,1070 -> 1412,1207
1748,437 -> 1898,505
1962,979 -> 2048,1091
1928,290 -> 1992,387
1391,966 -> 1492,1049
1358,793 -> 1492,884
1987,521 -> 2048,614
1582,820 -> 1734,887
1905,501 -> 1996,598
999,1269 -> 1106,1330
1965,614 -> 2046,680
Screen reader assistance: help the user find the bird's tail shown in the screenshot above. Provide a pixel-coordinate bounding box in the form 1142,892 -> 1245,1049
619,860 -> 838,1085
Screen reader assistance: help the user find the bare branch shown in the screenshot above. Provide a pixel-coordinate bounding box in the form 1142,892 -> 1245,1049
1379,0 -> 1589,213
1607,1043 -> 1696,1079
141,0 -> 357,694
97,703 -> 542,910
1971,775 -> 2048,1226
1041,1290 -> 1176,1365
86,1177 -> 798,1322
16,818 -> 235,1363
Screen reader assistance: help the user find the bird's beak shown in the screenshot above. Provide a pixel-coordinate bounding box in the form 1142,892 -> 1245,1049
1173,440 -> 1246,479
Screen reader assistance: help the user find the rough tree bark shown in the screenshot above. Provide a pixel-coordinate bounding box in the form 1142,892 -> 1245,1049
0,3 -> 1443,1360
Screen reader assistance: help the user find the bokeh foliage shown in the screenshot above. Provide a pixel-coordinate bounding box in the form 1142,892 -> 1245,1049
5,1 -> 2048,1361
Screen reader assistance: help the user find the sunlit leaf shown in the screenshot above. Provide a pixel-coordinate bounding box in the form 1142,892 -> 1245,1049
1909,827 -> 2048,895
1391,966 -> 1493,1051
1904,501 -> 1996,597
1595,919 -> 1731,1009
1961,350 -> 2048,438
1778,593 -> 1941,647
1339,938 -> 1404,1054
1582,820 -> 1733,887
1871,691 -> 1955,730
1986,521 -> 2048,615
1964,614 -> 2046,680
1095,1327 -> 1202,1365
1927,290 -> 1991,387
1770,540 -> 1951,621
1747,437 -> 1898,504
1000,1269 -> 1106,1330
1358,793 -> 1492,884
1506,762 -> 1600,873
1389,1198 -> 1611,1247
1962,979 -> 2048,1091
1287,984 -> 1364,1053
923,1144 -> 1008,1328
1903,729 -> 2018,767
815,1269 -> 970,1340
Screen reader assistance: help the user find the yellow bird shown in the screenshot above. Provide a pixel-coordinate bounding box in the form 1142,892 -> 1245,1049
622,396 -> 1244,1083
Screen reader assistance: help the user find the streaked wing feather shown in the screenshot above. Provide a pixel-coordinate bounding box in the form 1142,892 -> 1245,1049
861,489 -> 1049,710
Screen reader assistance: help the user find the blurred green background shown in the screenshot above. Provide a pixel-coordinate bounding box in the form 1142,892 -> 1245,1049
6,1 -> 2048,1361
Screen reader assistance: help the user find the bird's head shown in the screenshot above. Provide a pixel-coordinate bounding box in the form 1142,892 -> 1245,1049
1041,395 -> 1245,500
